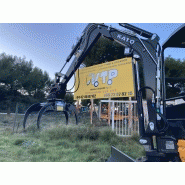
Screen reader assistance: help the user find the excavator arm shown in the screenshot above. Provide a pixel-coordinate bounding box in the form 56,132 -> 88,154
48,23 -> 161,137
60,23 -> 160,87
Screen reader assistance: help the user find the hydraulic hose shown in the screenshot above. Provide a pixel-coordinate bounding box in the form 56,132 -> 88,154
66,68 -> 80,93
65,25 -> 97,94
137,86 -> 170,134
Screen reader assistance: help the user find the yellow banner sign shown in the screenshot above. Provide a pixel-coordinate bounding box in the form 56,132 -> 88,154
74,58 -> 135,100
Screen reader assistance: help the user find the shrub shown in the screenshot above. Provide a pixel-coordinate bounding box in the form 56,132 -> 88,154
42,126 -> 69,140
26,124 -> 39,134
2,120 -> 9,124
86,154 -> 96,162
14,139 -> 25,145
56,140 -> 71,148
85,127 -> 100,141
77,143 -> 90,153
109,137 -> 120,146
75,127 -> 87,140
131,133 -> 140,142
42,125 -> 100,141
99,129 -> 117,142
28,147 -> 47,155
89,146 -> 100,154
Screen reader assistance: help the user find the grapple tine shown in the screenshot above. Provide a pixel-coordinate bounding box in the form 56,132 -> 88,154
37,103 -> 54,129
23,103 -> 42,129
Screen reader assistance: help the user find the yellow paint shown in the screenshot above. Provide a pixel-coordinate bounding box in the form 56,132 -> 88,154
177,139 -> 185,162
57,106 -> 63,111
74,58 -> 135,100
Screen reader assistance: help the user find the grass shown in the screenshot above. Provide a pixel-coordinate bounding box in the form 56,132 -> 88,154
0,114 -> 23,132
0,113 -> 145,162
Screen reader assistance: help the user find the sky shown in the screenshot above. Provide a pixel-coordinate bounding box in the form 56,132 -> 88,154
0,23 -> 184,90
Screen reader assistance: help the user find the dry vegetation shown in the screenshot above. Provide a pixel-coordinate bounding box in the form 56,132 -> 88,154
0,113 -> 145,162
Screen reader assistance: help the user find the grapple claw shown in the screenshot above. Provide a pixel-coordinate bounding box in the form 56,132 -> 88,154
23,103 -> 42,129
23,101 -> 79,130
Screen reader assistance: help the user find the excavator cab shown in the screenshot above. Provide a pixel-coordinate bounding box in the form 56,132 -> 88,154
161,24 -> 185,162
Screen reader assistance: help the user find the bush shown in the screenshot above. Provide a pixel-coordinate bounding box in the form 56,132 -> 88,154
14,139 -> 25,145
86,154 -> 96,162
131,133 -> 140,142
109,137 -> 121,146
77,143 -> 90,153
42,126 -> 70,140
75,127 -> 88,140
56,140 -> 71,148
28,147 -> 47,155
41,125 -> 100,141
89,146 -> 100,154
26,124 -> 39,133
99,129 -> 117,142
85,127 -> 100,141
2,120 -> 9,124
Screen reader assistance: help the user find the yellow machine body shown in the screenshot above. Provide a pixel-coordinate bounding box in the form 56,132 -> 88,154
177,140 -> 185,162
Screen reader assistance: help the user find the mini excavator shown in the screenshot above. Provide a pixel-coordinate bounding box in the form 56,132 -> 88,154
23,23 -> 185,162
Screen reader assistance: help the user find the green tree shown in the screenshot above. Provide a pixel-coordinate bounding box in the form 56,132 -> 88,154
81,99 -> 90,106
165,56 -> 185,98
0,53 -> 18,89
64,93 -> 75,104
0,53 -> 52,113
83,36 -> 126,67
23,67 -> 51,98
0,53 -> 23,113
165,56 -> 185,78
